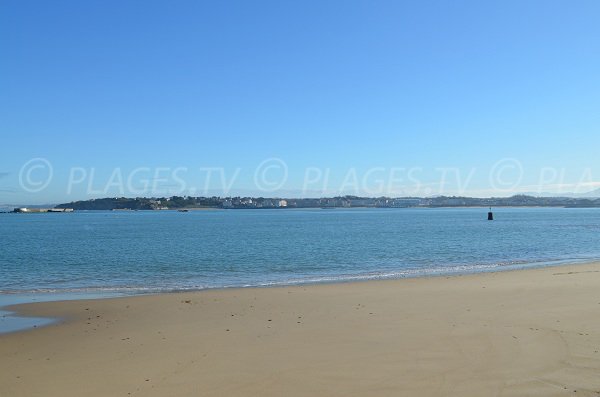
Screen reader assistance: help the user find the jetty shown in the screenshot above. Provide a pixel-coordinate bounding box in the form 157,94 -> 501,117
13,208 -> 74,213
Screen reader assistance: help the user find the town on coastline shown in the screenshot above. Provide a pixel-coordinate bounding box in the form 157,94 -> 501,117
10,194 -> 592,212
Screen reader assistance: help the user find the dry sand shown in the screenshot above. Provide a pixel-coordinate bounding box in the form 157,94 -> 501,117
2,263 -> 600,396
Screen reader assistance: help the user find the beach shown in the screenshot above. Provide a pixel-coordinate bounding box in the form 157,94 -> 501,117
1,262 -> 600,396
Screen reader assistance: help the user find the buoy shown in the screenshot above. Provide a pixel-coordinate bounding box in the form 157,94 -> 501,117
487,207 -> 494,221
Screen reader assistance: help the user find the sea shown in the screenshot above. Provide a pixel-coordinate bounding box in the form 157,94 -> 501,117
1,207 -> 600,332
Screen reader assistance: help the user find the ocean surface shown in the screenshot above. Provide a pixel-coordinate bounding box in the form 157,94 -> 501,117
3,207 -> 600,294
1,207 -> 600,331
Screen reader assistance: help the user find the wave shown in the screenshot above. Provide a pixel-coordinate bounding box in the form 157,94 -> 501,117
1,256 -> 597,297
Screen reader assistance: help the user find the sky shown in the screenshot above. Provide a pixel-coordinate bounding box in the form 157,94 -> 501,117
1,0 -> 600,204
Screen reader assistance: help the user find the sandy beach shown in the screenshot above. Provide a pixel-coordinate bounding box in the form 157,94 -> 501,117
1,263 -> 600,396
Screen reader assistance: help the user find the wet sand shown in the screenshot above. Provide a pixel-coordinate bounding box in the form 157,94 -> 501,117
2,262 -> 600,396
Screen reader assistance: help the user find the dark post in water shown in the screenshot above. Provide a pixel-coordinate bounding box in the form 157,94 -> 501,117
488,207 -> 494,221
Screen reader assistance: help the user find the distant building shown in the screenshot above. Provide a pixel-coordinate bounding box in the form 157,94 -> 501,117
391,198 -> 421,207
349,199 -> 374,207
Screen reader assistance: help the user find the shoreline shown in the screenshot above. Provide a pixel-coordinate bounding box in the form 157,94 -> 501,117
2,258 -> 600,335
3,254 -> 598,295
2,262 -> 600,396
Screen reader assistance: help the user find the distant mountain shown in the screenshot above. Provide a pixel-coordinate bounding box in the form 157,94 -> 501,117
573,188 -> 600,198
523,188 -> 600,199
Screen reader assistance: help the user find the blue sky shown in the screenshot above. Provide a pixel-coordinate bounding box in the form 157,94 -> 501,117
1,0 -> 600,203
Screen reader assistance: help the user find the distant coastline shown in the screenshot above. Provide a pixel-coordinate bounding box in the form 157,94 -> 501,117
45,194 -> 600,211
